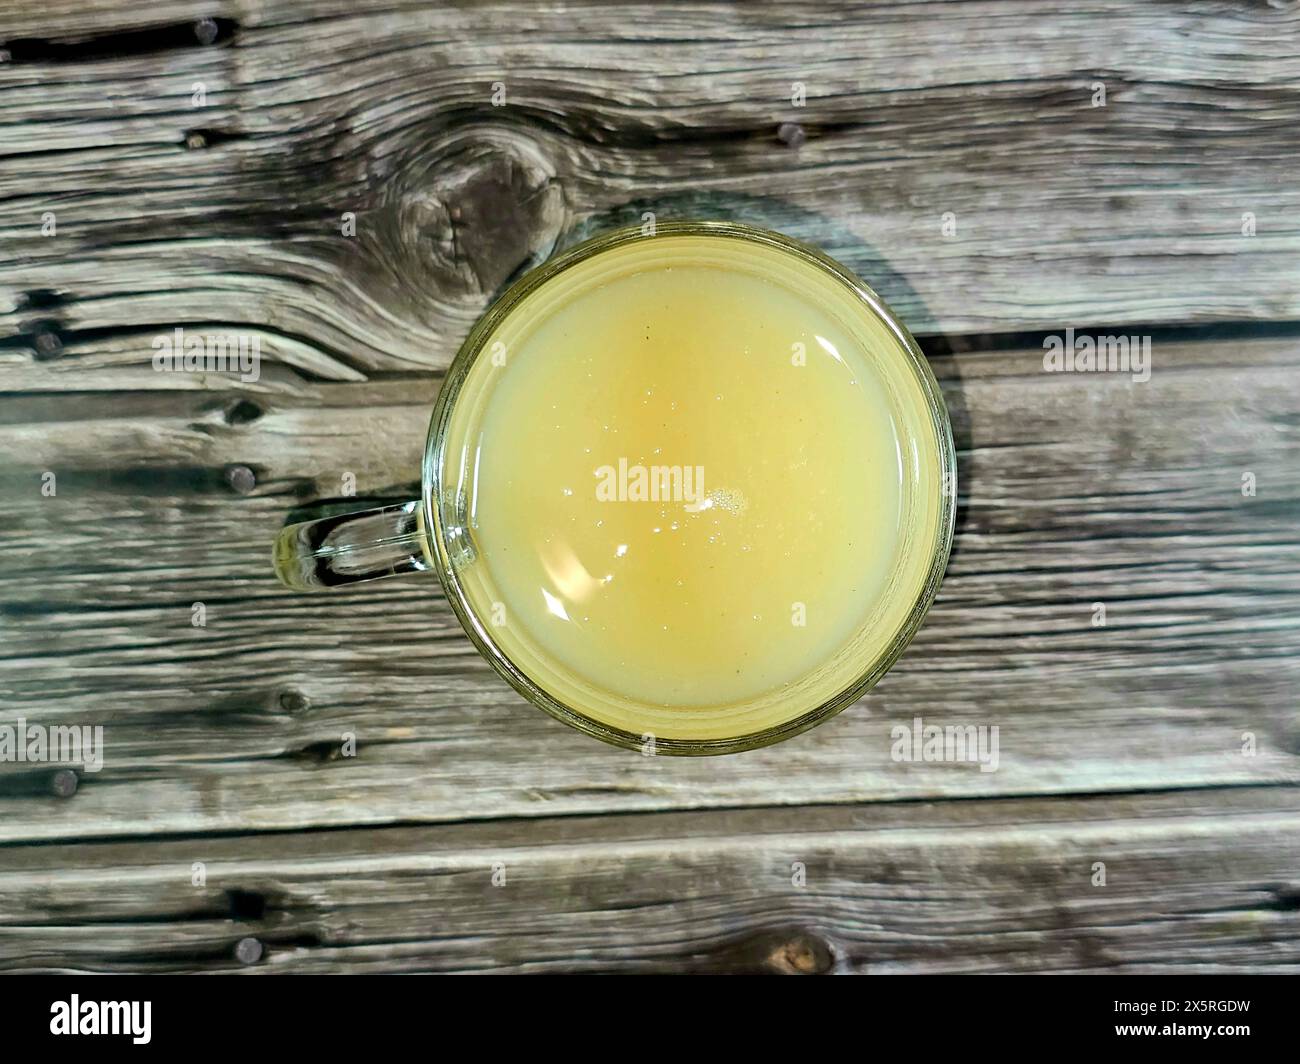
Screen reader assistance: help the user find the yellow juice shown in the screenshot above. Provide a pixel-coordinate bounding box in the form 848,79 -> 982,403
432,228 -> 950,747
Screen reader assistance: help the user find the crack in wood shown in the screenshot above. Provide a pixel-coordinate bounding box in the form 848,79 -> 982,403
1,18 -> 238,65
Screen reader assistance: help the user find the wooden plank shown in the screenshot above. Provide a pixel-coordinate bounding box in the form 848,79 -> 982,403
1,0 -> 1298,377
1,787 -> 1297,973
1,336 -> 1297,842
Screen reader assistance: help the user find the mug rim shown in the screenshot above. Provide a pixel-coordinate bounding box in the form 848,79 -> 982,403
423,220 -> 957,755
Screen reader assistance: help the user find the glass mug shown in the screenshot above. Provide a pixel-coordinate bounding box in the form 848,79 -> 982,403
274,222 -> 956,754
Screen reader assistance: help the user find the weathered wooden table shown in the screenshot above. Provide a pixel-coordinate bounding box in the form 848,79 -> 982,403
1,1 -> 1298,973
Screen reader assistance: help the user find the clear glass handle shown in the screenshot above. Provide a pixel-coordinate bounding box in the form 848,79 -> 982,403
273,500 -> 433,591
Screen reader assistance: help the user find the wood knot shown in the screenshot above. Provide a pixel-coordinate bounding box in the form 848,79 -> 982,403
766,932 -> 834,975
277,688 -> 311,715
711,927 -> 836,974
374,126 -> 567,308
224,398 -> 263,425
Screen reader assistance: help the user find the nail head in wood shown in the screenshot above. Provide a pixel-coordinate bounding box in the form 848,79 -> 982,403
776,122 -> 806,149
224,464 -> 257,494
50,769 -> 79,798
32,326 -> 63,360
234,936 -> 264,965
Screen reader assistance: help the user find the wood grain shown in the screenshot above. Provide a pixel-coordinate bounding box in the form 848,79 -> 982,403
1,337 -> 1297,843
2,787 -> 1297,973
2,0 -> 1299,377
